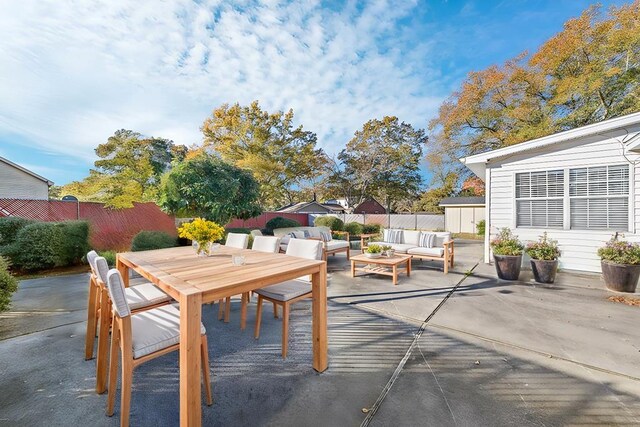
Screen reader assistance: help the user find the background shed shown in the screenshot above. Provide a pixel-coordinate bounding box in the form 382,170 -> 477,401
439,196 -> 485,234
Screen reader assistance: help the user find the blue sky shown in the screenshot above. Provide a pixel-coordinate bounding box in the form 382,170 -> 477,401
0,0 -> 627,187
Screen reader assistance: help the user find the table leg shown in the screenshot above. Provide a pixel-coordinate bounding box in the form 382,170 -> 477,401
350,260 -> 356,278
180,292 -> 202,427
393,265 -> 398,285
311,264 -> 328,372
407,258 -> 411,277
116,255 -> 129,288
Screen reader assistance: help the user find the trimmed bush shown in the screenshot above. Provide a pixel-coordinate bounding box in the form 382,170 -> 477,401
0,256 -> 18,312
131,231 -> 178,252
264,217 -> 301,233
314,216 -> 344,231
476,219 -> 485,236
97,250 -> 117,267
362,223 -> 382,235
11,222 -> 65,270
58,221 -> 90,265
343,222 -> 363,238
225,227 -> 251,234
0,217 -> 35,246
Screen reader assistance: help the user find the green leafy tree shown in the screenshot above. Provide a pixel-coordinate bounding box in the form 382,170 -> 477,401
200,101 -> 327,208
63,129 -> 187,208
327,116 -> 427,209
159,154 -> 262,224
413,172 -> 458,214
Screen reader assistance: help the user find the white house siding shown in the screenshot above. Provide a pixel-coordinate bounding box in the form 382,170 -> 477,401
0,161 -> 49,200
444,206 -> 485,233
488,128 -> 640,273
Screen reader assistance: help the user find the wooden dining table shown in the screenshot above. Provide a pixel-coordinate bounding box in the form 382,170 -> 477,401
115,245 -> 328,427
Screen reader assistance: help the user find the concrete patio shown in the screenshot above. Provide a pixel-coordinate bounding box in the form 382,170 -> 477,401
1,240 -> 639,426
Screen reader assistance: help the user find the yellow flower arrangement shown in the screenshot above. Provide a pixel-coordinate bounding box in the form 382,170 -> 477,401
177,218 -> 225,254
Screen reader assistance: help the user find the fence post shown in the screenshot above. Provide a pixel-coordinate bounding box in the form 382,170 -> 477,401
414,213 -> 417,230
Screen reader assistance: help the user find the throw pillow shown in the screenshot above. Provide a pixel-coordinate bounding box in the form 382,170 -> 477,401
419,232 -> 436,248
319,231 -> 333,242
384,229 -> 403,244
302,230 -> 311,238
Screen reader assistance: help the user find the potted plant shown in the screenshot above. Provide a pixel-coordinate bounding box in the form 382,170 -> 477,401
597,233 -> 640,293
177,218 -> 225,256
490,228 -> 524,280
525,233 -> 560,284
365,244 -> 383,259
381,245 -> 395,257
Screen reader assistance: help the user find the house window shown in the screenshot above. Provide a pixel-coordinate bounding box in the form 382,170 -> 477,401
515,170 -> 564,228
569,165 -> 629,230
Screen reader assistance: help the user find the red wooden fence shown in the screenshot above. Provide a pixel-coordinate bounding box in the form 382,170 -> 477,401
0,199 -> 177,251
226,212 -> 308,229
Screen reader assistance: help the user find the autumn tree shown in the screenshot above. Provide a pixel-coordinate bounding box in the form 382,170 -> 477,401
199,101 -> 327,209
327,116 -> 427,210
413,172 -> 459,214
428,1 -> 640,181
159,154 -> 262,224
63,129 -> 187,208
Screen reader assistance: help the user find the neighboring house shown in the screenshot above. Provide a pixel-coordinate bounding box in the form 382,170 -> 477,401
0,156 -> 53,200
461,111 -> 640,273
276,201 -> 335,214
439,196 -> 485,234
353,198 -> 386,214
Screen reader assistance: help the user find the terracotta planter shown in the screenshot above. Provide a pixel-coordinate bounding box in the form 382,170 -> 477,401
601,261 -> 640,293
493,254 -> 522,281
530,259 -> 558,284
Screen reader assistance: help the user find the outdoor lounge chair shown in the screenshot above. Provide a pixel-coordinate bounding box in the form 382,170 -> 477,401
254,239 -> 324,358
104,269 -> 212,427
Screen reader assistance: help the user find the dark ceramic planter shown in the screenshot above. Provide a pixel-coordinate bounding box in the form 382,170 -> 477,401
530,259 -> 558,284
493,254 -> 522,281
601,261 -> 640,293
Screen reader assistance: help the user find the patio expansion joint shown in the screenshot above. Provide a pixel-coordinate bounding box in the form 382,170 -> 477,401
359,261 -> 480,427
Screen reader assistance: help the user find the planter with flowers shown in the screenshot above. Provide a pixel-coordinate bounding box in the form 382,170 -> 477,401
365,244 -> 383,259
490,228 -> 524,281
597,233 -> 640,293
177,218 -> 225,257
525,233 -> 560,284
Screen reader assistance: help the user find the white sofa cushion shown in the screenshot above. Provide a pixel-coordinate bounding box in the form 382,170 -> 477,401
325,240 -> 349,251
383,229 -> 403,243
403,230 -> 421,246
434,232 -> 452,247
407,247 -> 445,257
369,242 -> 416,254
256,279 -> 311,302
419,232 -> 436,248
131,304 -> 206,359
126,283 -> 172,310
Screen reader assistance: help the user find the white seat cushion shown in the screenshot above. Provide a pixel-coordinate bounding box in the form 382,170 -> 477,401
369,242 -> 416,254
325,240 -> 349,251
126,283 -> 172,310
256,280 -> 311,302
407,247 -> 445,257
131,304 -> 205,359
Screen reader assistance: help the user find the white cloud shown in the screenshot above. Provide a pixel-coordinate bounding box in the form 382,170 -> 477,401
0,0 -> 445,166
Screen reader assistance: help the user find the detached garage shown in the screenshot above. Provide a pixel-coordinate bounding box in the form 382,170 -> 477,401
440,196 -> 485,234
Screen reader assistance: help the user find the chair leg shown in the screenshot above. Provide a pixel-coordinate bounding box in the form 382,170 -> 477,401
240,293 -> 248,330
254,295 -> 263,339
281,303 -> 290,359
201,335 -> 213,406
96,288 -> 110,394
106,321 -> 120,417
273,302 -> 279,319
224,297 -> 231,323
85,279 -> 98,360
217,299 -> 224,321
120,354 -> 133,427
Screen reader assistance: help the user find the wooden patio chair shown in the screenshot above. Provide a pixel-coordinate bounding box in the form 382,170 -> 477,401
105,269 -> 212,427
254,239 -> 324,358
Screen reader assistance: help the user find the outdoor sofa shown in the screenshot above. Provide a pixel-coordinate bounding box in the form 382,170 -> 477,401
273,226 -> 350,261
361,229 -> 454,274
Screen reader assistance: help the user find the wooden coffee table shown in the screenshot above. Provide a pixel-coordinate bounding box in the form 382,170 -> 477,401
350,253 -> 411,285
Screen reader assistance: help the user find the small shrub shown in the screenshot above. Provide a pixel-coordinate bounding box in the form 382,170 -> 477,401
362,224 -> 382,235
490,228 -> 524,256
264,217 -> 301,233
0,256 -> 18,312
526,233 -> 560,261
12,222 -> 64,270
98,250 -> 117,267
476,219 -> 486,236
343,222 -> 363,238
57,221 -> 90,265
366,244 -> 383,254
0,217 -> 35,246
598,233 -> 640,265
260,227 -> 273,236
314,216 -> 344,231
225,227 -> 251,234
131,231 -> 178,252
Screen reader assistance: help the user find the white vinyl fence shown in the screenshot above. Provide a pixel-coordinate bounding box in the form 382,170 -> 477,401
309,213 -> 444,230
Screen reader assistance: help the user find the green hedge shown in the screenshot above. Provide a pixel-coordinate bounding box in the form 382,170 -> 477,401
0,256 -> 18,312
2,220 -> 90,271
131,231 -> 178,252
362,224 -> 382,235
314,216 -> 344,231
343,222 -> 363,237
264,217 -> 301,233
0,217 -> 35,246
476,219 -> 486,236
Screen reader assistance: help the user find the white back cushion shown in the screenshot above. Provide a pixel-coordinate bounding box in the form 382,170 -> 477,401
434,232 -> 452,247
250,229 -> 263,237
106,269 -> 131,318
226,233 -> 249,249
87,250 -> 98,274
403,230 -> 421,246
94,256 -> 110,284
286,238 -> 323,260
252,236 -> 280,253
